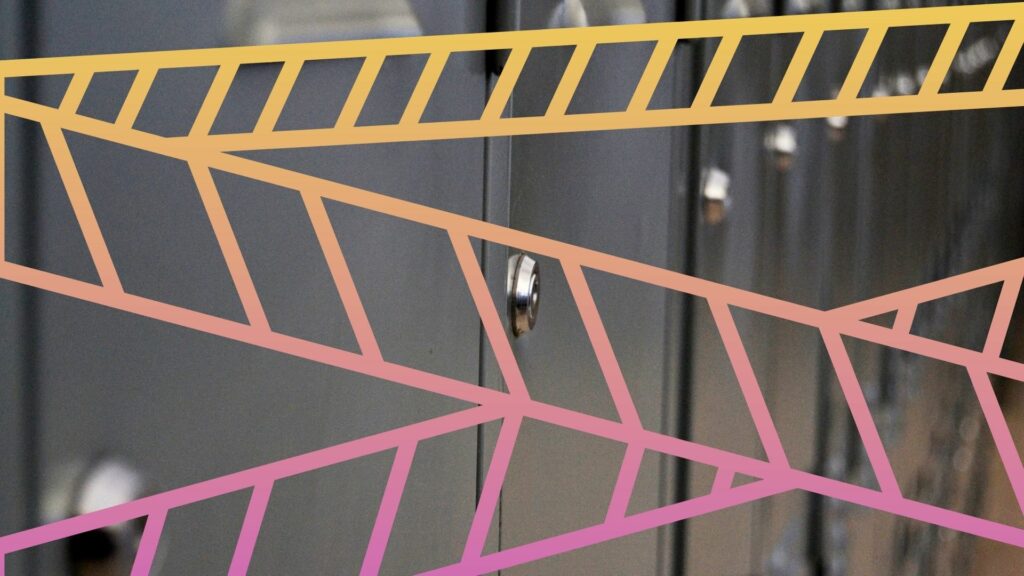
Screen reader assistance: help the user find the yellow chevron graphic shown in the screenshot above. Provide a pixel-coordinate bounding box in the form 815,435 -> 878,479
1,3 -> 1022,152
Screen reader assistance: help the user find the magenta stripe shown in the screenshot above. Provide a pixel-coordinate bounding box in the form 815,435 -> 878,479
0,406 -> 499,555
708,299 -> 789,466
832,258 -> 1024,320
360,442 -> 418,576
462,414 -> 523,560
968,366 -> 1024,514
423,479 -> 791,575
227,481 -> 274,576
711,468 -> 735,494
985,270 -> 1024,356
821,329 -> 901,495
129,509 -> 167,576
892,305 -> 916,333
605,444 -> 644,520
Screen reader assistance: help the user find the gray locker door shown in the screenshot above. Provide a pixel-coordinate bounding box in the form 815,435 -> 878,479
1,2 -> 31,576
3,1 -> 490,574
834,7 -> 1024,574
685,0 -> 793,572
688,0 -> 935,573
803,4 -> 880,574
486,1 -> 689,574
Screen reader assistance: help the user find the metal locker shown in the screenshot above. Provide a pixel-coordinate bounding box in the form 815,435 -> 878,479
751,2 -> 858,574
820,3 -> 1024,573
1,3 -> 32,576
483,1 -> 690,574
684,0 -> 807,573
808,2 -> 884,574
3,1 -> 491,574
4,1 -> 1024,575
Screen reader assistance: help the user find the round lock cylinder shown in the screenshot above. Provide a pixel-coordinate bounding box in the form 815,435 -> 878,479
51,458 -> 156,576
826,114 -> 849,142
700,167 -> 732,225
826,86 -> 849,142
764,123 -> 798,172
507,253 -> 540,337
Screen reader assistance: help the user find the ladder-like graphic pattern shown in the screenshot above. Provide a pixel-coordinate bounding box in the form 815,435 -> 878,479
2,3 -> 1024,575
1,3 -> 1023,150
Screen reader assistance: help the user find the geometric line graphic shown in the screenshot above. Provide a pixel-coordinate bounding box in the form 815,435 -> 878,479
1,4 -> 1023,149
2,3 -> 1024,574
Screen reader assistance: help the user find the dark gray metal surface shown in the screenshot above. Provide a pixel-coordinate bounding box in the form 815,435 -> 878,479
2,1 -> 1024,574
3,1 -> 490,575
1,2 -> 31,576
487,1 -> 690,574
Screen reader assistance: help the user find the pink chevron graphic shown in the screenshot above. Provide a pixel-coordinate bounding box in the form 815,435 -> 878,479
1,90 -> 1024,573
2,10 -> 1024,570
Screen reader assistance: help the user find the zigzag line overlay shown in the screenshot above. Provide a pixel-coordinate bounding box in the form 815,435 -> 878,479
2,3 -> 1024,574
0,3 -> 1023,149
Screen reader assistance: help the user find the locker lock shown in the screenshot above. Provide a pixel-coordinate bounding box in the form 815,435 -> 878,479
700,167 -> 731,225
826,86 -> 848,141
548,0 -> 646,27
826,114 -> 849,142
507,253 -> 540,337
763,124 -> 797,172
61,459 -> 155,576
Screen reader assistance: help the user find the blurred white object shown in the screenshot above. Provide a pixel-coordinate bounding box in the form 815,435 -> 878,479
225,0 -> 422,45
549,0 -> 646,28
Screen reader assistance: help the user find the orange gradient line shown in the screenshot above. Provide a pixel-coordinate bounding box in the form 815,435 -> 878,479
116,67 -> 156,128
985,269 -> 1024,357
41,124 -> 123,292
61,72 -> 93,113
400,51 -> 449,125
691,34 -> 740,108
919,20 -> 967,95
546,42 -> 596,116
774,28 -> 823,104
986,19 -> 1024,92
449,231 -> 529,399
892,305 -> 916,333
300,190 -> 383,361
482,48 -> 530,120
336,54 -> 385,129
190,162 -> 270,331
562,260 -> 642,427
254,60 -> 302,134
0,76 -> 4,261
628,38 -> 676,112
191,63 -> 238,137
839,26 -> 887,100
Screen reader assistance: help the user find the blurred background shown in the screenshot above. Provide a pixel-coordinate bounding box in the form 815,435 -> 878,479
2,0 -> 1024,574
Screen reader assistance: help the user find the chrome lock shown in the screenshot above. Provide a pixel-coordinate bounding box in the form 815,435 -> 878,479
764,123 -> 797,172
826,114 -> 849,142
826,86 -> 849,142
700,167 -> 731,225
507,253 -> 540,337
56,459 -> 154,576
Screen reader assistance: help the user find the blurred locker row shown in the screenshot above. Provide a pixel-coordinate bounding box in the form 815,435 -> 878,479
2,0 -> 1024,574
